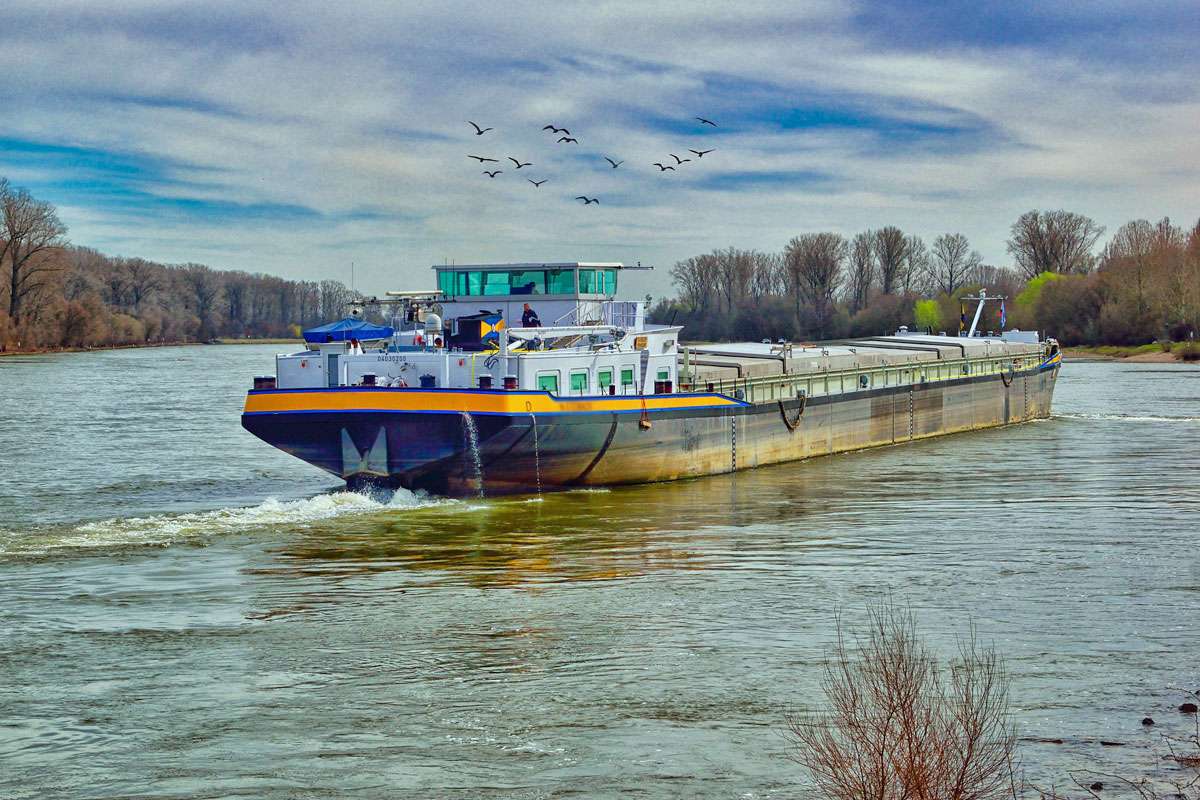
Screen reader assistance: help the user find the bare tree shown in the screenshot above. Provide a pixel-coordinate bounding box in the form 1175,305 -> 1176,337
785,233 -> 847,337
846,232 -> 875,313
788,602 -> 1017,800
929,233 -> 983,296
122,258 -> 162,313
1,178 -> 69,324
903,235 -> 928,294
874,226 -> 912,295
670,254 -> 720,314
181,264 -> 223,339
1007,209 -> 1104,279
714,247 -> 755,313
750,250 -> 785,299
318,279 -> 353,321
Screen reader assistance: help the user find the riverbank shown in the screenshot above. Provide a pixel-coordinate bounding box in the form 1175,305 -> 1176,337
0,338 -> 302,358
1063,342 -> 1199,362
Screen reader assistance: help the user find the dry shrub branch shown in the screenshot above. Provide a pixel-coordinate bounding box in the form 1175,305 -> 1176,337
787,602 -> 1018,800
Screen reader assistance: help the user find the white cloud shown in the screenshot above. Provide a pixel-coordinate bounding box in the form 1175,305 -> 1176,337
0,0 -> 1195,299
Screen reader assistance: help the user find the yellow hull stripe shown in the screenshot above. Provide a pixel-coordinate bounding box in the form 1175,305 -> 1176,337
243,389 -> 745,416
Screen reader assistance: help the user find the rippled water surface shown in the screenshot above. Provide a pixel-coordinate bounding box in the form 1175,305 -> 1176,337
1,346 -> 1198,798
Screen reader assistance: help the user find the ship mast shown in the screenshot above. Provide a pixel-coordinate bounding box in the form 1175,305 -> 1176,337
961,288 -> 1007,337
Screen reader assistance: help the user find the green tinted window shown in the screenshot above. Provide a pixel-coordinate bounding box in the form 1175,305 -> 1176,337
546,269 -> 575,295
603,269 -> 618,295
620,367 -> 634,386
570,371 -> 588,394
482,271 -> 510,295
437,271 -> 454,295
657,369 -> 669,380
578,269 -> 598,294
508,270 -> 544,295
597,368 -> 613,389
537,373 -> 559,393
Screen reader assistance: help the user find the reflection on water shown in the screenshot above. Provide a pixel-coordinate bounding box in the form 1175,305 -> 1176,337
1,349 -> 1199,799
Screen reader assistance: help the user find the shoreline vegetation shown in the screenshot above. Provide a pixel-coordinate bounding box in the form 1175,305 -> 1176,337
0,337 -> 303,358
3,176 -> 1198,358
648,213 -> 1200,357
2,177 -> 368,356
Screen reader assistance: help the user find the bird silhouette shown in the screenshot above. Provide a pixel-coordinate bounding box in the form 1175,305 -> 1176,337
468,121 -> 494,135
508,157 -> 532,168
653,162 -> 676,171
557,136 -> 579,144
468,155 -> 499,163
528,179 -> 547,187
689,148 -> 715,158
575,196 -> 599,204
604,157 -> 624,169
696,117 -> 717,126
542,125 -> 570,135
483,170 -> 502,178
669,153 -> 691,164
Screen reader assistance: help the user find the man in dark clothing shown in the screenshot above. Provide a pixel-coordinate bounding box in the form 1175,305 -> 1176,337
521,303 -> 541,328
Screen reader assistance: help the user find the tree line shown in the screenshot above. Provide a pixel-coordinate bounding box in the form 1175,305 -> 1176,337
652,209 -> 1200,347
1,177 -> 360,352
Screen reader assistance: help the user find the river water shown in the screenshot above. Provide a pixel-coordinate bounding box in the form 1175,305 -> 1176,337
1,345 -> 1197,798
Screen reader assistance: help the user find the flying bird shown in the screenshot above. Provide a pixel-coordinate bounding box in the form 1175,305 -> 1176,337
557,136 -> 578,144
689,148 -> 715,158
468,155 -> 499,163
652,162 -> 676,171
604,157 -> 624,169
483,170 -> 502,178
468,121 -> 494,135
528,179 -> 547,187
508,157 -> 532,168
669,153 -> 691,164
696,117 -> 717,126
542,125 -> 570,135
575,196 -> 599,204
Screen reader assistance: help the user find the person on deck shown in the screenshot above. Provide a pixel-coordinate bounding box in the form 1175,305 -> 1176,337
521,303 -> 541,328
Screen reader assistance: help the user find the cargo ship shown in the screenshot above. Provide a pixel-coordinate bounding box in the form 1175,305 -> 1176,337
241,262 -> 1061,496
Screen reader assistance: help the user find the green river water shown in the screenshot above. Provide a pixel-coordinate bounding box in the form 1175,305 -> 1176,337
1,345 -> 1197,798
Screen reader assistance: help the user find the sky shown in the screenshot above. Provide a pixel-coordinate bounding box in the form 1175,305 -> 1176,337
1,0 -> 1197,300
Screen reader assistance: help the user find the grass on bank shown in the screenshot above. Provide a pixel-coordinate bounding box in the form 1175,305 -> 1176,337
1064,341 -> 1200,361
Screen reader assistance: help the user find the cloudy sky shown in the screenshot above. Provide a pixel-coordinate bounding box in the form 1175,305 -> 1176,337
1,1 -> 1196,298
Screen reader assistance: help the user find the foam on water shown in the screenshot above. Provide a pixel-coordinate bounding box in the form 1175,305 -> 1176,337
0,489 -> 450,556
1057,412 -> 1200,423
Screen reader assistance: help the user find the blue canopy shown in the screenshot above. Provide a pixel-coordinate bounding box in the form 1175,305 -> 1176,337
303,317 -> 394,344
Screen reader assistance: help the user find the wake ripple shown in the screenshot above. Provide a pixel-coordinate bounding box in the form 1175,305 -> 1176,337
1056,413 -> 1200,423
0,490 -> 448,556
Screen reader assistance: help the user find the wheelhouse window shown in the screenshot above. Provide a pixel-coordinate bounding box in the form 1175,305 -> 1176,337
603,268 -> 618,295
546,269 -> 575,295
578,269 -> 599,294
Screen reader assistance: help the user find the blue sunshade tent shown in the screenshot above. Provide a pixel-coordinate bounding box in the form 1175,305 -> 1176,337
302,318 -> 394,344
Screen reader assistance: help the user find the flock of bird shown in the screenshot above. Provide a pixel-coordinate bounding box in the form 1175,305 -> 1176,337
463,117 -> 719,205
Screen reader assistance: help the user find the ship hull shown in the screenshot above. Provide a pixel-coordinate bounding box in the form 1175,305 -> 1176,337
242,360 -> 1060,496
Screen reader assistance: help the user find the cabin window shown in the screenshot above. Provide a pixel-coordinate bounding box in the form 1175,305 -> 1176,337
578,269 -> 599,294
438,271 -> 455,296
508,270 -> 545,295
570,370 -> 589,395
482,271 -> 511,295
603,268 -> 618,295
598,368 -> 613,391
537,372 -> 560,393
547,269 -> 575,295
656,369 -> 669,381
620,367 -> 635,391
